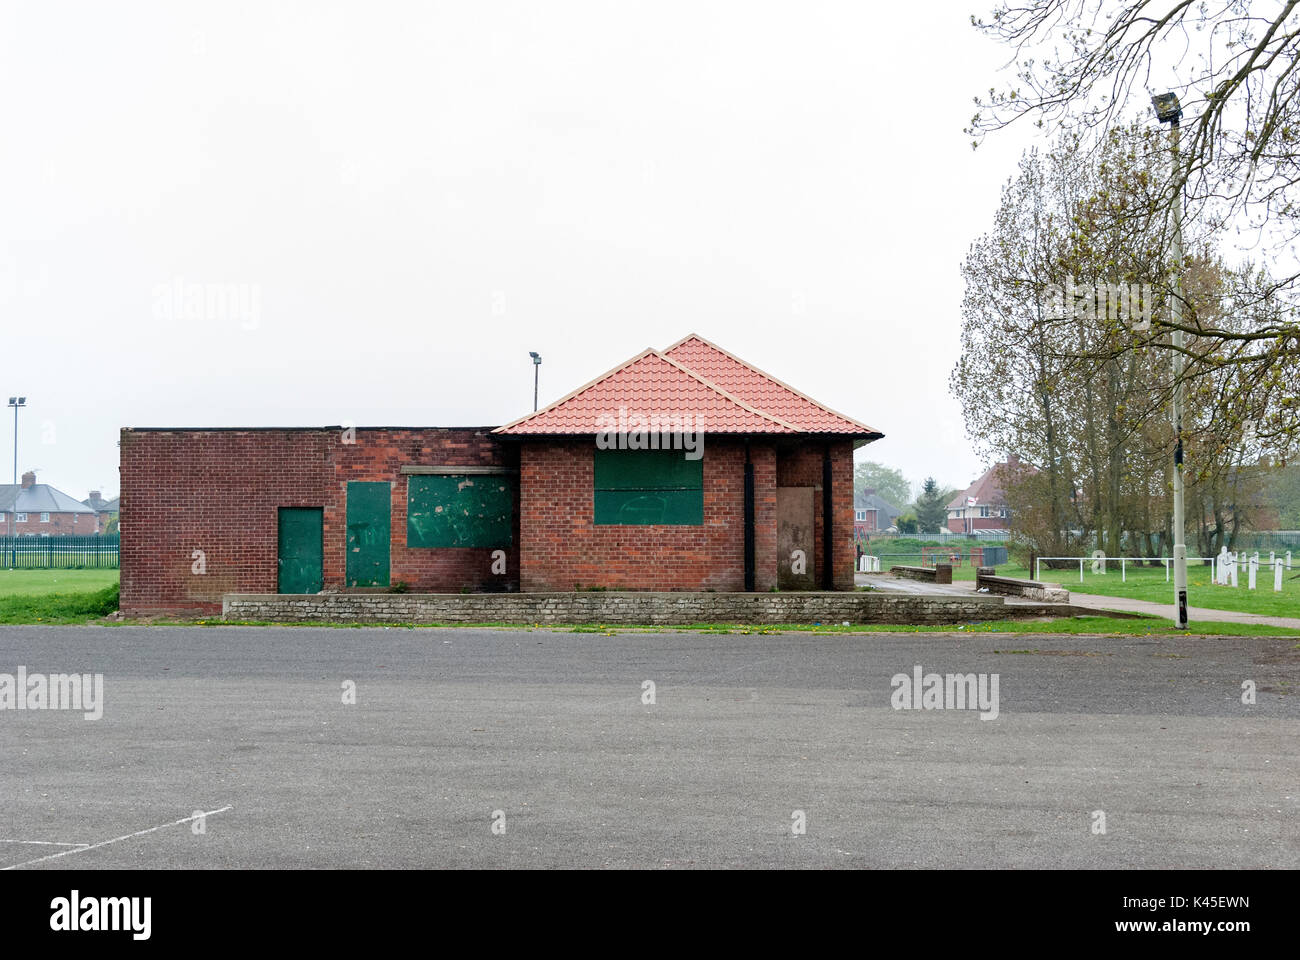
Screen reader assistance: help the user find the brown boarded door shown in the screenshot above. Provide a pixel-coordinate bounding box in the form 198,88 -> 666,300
777,486 -> 815,590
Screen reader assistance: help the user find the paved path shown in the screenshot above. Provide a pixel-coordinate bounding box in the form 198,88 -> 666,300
1,625 -> 1297,869
857,572 -> 1300,630
1061,593 -> 1300,631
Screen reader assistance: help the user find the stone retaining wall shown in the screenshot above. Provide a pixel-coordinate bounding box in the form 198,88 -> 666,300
222,590 -> 1009,625
976,569 -> 1071,603
889,564 -> 953,585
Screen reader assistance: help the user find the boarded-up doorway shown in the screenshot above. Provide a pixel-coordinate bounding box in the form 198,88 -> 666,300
278,507 -> 323,594
777,486 -> 815,590
346,481 -> 391,587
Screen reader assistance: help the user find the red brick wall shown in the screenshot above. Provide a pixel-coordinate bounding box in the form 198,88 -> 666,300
518,438 -> 743,591
4,511 -> 98,535
330,430 -> 519,597
121,428 -> 858,613
775,441 -> 856,589
517,437 -> 852,592
751,444 -> 778,592
946,515 -> 1010,533
120,427 -> 518,615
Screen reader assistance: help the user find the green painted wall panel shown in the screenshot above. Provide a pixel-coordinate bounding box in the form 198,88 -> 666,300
277,507 -> 323,594
593,450 -> 703,525
408,475 -> 513,548
346,481 -> 390,587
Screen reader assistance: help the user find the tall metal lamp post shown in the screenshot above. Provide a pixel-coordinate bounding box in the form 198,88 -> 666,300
529,352 -> 542,411
7,396 -> 25,569
1152,91 -> 1189,629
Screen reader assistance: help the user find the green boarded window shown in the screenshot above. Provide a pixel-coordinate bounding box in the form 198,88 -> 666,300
593,449 -> 703,525
408,475 -> 513,548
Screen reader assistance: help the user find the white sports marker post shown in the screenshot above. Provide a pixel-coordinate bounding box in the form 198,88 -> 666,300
1275,562 -> 1284,592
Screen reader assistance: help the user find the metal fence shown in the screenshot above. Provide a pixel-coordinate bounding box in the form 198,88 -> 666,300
860,552 -> 1014,571
0,535 -> 120,569
1225,531 -> 1300,552
859,530 -> 1011,544
1035,555 -> 1223,583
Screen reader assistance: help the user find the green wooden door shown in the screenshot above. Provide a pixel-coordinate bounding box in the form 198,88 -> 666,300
278,507 -> 323,594
346,481 -> 391,587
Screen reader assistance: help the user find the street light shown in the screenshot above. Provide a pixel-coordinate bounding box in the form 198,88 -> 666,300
7,396 -> 25,569
1152,91 -> 1189,629
529,352 -> 542,412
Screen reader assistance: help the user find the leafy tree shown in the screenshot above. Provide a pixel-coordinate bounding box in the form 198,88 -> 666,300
914,477 -> 951,533
952,126 -> 1273,557
970,0 -> 1300,453
1263,463 -> 1300,529
853,461 -> 911,510
895,513 -> 919,535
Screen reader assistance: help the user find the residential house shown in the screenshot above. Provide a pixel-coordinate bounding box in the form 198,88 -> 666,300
854,488 -> 902,536
0,471 -> 100,536
82,490 -> 120,534
946,456 -> 1026,533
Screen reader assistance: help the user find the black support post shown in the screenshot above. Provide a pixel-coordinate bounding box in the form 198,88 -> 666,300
744,442 -> 755,592
822,444 -> 833,590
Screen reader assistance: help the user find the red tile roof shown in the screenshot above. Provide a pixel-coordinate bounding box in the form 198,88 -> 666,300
494,348 -> 800,435
663,334 -> 881,435
495,335 -> 883,439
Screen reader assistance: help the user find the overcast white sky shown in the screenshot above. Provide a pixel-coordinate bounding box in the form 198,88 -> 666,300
1,0 -> 1039,503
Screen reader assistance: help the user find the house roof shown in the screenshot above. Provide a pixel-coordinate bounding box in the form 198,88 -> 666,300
495,335 -> 883,439
495,348 -> 804,435
83,494 -> 120,513
0,484 -> 97,515
663,334 -> 882,436
947,459 -> 1028,510
855,490 -> 902,519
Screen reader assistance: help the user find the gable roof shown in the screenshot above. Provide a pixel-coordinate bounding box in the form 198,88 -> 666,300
495,335 -> 882,440
855,489 -> 902,519
83,494 -> 120,513
947,459 -> 1029,510
663,334 -> 882,436
495,348 -> 802,435
0,484 -> 97,515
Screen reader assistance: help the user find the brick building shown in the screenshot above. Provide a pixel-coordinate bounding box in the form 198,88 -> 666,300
854,489 -> 902,537
82,490 -> 120,534
946,455 -> 1029,533
119,335 -> 882,614
0,471 -> 99,536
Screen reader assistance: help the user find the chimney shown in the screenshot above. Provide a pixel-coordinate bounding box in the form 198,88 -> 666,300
21,471 -> 35,489
1006,454 -> 1020,468
89,490 -> 101,501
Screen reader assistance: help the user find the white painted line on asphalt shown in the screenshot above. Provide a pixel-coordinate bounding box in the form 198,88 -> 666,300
0,840 -> 91,847
1,805 -> 233,870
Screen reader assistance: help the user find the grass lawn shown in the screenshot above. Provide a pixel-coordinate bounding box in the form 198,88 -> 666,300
0,569 -> 120,596
1021,561 -> 1300,618
0,569 -> 120,624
